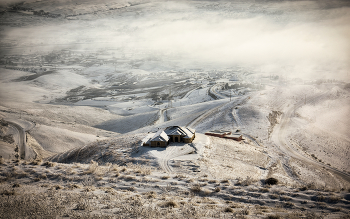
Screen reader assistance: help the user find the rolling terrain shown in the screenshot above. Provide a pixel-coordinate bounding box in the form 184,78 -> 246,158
0,0 -> 350,218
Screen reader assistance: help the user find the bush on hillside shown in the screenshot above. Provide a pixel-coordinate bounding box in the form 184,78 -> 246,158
265,177 -> 278,185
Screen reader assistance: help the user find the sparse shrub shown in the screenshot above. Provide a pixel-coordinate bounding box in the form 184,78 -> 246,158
328,195 -> 341,203
175,174 -> 187,179
269,194 -> 279,199
209,179 -> 218,184
280,195 -> 292,201
161,175 -> 170,180
265,177 -> 278,185
52,185 -> 63,190
33,177 -> 41,182
84,186 -> 96,192
1,189 -> 16,196
313,194 -> 325,202
190,184 -> 202,193
284,202 -> 294,208
301,200 -> 308,204
84,160 -> 98,174
221,179 -> 229,184
110,164 -> 119,172
200,182 -> 208,187
42,161 -> 56,167
94,176 -> 103,181
68,183 -> 81,189
315,202 -> 328,209
265,215 -> 281,219
145,191 -> 157,199
187,178 -> 195,183
12,183 -> 20,188
240,176 -> 254,186
214,187 -> 221,192
74,201 -> 90,210
224,207 -> 234,212
260,188 -> 269,193
127,187 -> 136,191
300,186 -> 307,191
124,176 -> 135,181
330,207 -> 342,212
163,201 -> 179,208
241,208 -> 250,215
30,159 -> 42,165
306,183 -> 316,190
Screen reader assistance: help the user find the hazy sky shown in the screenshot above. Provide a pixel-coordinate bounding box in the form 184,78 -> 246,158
1,0 -> 349,80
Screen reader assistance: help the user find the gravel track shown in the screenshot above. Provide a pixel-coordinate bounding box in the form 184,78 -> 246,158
272,92 -> 350,183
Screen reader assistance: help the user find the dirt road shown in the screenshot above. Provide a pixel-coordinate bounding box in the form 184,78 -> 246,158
271,93 -> 350,183
5,119 -> 36,160
150,144 -> 196,173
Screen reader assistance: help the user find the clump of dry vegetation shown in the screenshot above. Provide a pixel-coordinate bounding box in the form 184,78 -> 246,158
162,200 -> 179,208
42,161 -> 56,167
265,177 -> 278,185
190,184 -> 202,193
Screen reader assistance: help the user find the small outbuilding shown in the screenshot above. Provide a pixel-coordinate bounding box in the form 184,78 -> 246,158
205,130 -> 243,141
205,130 -> 231,138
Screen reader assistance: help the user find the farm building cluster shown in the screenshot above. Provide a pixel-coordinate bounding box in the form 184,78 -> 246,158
143,126 -> 196,147
205,130 -> 243,141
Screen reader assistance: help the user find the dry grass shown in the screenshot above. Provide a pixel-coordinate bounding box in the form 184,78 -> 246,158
214,187 -> 221,192
161,175 -> 170,180
190,184 -> 202,193
84,160 -> 98,174
236,176 -> 255,186
42,161 -> 56,167
260,188 -> 270,193
30,159 -> 42,165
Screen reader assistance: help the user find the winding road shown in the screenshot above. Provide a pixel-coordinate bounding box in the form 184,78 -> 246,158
5,119 -> 36,160
271,93 -> 350,183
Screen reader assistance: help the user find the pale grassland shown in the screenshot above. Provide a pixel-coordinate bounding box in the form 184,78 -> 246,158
0,159 -> 349,218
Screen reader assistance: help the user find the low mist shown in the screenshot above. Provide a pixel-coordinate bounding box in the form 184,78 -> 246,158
1,0 -> 349,80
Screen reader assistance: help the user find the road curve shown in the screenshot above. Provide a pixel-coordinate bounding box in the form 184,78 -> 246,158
271,94 -> 350,183
5,119 -> 36,160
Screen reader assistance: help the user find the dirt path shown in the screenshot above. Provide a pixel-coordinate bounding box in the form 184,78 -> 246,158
271,93 -> 350,183
5,119 -> 36,160
150,144 -> 196,173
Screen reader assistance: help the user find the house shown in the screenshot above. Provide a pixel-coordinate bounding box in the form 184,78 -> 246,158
143,130 -> 169,147
164,126 -> 195,143
143,126 -> 196,147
